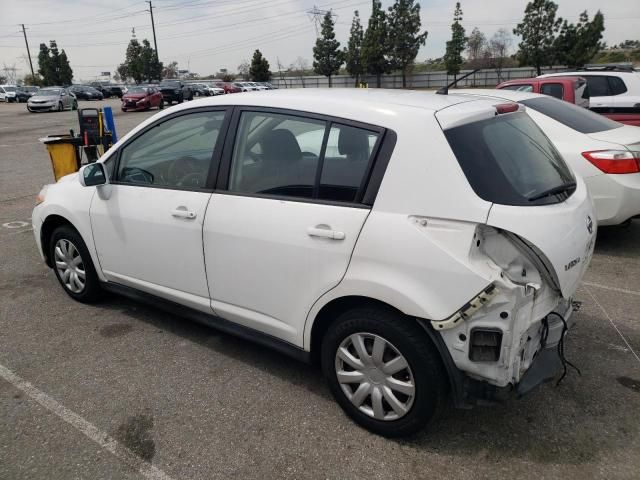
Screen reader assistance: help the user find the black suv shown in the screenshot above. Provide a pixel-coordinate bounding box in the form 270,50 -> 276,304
90,82 -> 123,99
159,80 -> 192,105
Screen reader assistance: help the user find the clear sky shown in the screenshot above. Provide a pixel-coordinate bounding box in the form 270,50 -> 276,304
0,0 -> 638,82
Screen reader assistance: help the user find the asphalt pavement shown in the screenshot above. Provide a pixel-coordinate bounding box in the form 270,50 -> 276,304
1,97 -> 639,480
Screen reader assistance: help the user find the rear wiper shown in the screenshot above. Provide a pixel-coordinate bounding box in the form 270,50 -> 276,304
528,181 -> 577,201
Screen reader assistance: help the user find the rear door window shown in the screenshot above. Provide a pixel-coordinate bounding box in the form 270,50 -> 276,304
227,111 -> 381,204
586,76 -> 611,96
444,112 -> 575,206
521,96 -> 622,133
540,83 -> 564,99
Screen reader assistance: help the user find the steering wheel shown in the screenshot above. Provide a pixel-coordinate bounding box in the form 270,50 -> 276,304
167,156 -> 201,186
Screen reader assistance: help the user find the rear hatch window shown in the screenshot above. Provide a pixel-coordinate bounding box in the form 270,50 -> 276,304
444,111 -> 576,206
521,96 -> 622,133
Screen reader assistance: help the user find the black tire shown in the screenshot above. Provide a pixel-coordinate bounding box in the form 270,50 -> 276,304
321,307 -> 448,437
57,102 -> 63,112
159,99 -> 164,110
49,225 -> 102,303
72,100 -> 78,111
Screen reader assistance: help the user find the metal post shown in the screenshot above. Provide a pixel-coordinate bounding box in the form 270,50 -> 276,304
21,24 -> 35,80
146,1 -> 159,61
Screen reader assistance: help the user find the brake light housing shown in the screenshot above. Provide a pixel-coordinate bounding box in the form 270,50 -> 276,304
495,103 -> 520,115
581,150 -> 640,174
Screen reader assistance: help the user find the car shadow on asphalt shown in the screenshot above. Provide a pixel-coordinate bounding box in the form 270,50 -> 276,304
595,219 -> 640,257
90,290 -> 640,465
94,293 -> 331,400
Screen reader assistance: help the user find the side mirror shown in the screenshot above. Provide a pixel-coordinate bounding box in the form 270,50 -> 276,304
79,163 -> 108,187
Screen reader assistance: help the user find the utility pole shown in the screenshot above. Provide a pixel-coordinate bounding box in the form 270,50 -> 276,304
20,24 -> 35,80
146,1 -> 159,61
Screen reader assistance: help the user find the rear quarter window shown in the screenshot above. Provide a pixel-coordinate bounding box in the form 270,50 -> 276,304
521,96 -> 623,134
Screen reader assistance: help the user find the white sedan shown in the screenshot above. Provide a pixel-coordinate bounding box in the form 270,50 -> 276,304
451,89 -> 640,226
32,89 -> 595,437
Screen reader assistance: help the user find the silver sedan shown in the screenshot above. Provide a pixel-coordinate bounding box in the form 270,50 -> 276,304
27,87 -> 77,112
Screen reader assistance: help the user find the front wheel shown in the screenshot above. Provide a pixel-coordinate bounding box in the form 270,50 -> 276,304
49,226 -> 102,303
72,100 -> 78,111
159,99 -> 164,110
321,307 -> 447,437
57,102 -> 63,112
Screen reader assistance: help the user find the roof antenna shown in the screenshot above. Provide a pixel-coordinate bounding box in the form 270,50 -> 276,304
437,68 -> 480,95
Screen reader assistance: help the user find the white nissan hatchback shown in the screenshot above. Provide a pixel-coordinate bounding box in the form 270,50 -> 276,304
33,90 -> 596,437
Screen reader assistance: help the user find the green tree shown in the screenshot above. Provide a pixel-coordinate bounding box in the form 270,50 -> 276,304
444,2 -> 466,81
139,39 -> 162,81
119,39 -> 144,83
250,49 -> 271,81
387,0 -> 427,88
37,43 -> 52,85
313,11 -> 343,87
513,0 -> 562,75
344,11 -> 364,86
362,0 -> 391,87
58,50 -> 73,85
553,10 -> 605,67
37,41 -> 73,85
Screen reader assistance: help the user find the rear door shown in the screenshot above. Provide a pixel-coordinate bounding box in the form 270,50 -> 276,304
203,108 -> 386,346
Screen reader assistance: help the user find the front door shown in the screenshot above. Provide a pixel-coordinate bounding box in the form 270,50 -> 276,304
90,109 -> 228,312
203,109 -> 384,345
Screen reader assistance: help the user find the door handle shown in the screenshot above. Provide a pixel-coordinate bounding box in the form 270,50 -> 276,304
171,207 -> 197,219
307,226 -> 345,240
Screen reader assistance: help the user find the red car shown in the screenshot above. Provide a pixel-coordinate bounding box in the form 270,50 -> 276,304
497,76 -> 640,126
121,86 -> 164,112
214,81 -> 242,94
497,76 -> 590,108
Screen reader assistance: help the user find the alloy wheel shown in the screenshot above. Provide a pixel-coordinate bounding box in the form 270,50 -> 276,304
54,239 -> 86,293
335,333 -> 415,421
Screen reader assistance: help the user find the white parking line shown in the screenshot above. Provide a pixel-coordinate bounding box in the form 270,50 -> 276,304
584,287 -> 640,366
582,281 -> 640,297
0,363 -> 175,480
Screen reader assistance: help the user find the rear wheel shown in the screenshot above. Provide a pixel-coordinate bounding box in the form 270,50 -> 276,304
57,102 -> 63,112
49,225 -> 102,303
159,99 -> 164,110
321,307 -> 447,437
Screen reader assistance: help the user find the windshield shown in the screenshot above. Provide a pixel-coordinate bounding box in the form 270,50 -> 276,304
4,86 -> 16,92
35,89 -> 60,96
127,87 -> 147,94
161,81 -> 179,86
521,96 -> 622,134
444,111 -> 575,206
